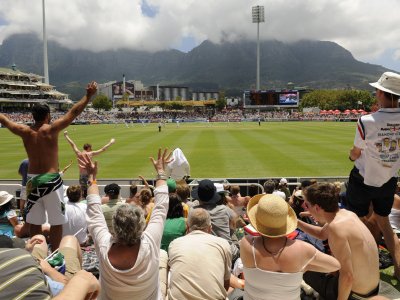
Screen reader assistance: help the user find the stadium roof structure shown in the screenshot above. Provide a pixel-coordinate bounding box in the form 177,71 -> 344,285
0,67 -> 71,106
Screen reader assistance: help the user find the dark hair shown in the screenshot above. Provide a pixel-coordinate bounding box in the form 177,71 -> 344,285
83,143 -> 92,150
129,184 -> 138,198
139,189 -> 152,207
216,193 -> 228,206
31,103 -> 50,122
300,180 -> 312,189
248,184 -> 260,197
230,185 -> 240,196
67,185 -> 82,203
304,183 -> 339,213
167,193 -> 184,219
0,201 -> 13,216
104,183 -> 121,199
382,90 -> 399,102
263,180 -> 276,194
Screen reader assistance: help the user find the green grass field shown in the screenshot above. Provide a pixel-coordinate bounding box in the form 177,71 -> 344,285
0,121 -> 357,180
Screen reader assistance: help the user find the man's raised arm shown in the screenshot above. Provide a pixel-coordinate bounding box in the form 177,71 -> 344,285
51,81 -> 97,132
0,113 -> 29,137
63,131 -> 81,155
90,138 -> 115,156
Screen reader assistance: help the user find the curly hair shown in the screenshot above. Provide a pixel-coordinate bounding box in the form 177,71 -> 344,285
112,204 -> 146,246
304,183 -> 339,213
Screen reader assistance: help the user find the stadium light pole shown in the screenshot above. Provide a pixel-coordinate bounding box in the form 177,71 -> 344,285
252,5 -> 264,91
42,0 -> 49,84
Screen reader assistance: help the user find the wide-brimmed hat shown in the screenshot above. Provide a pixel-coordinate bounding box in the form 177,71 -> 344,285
370,72 -> 400,96
247,193 -> 297,238
191,179 -> 221,203
0,191 -> 13,206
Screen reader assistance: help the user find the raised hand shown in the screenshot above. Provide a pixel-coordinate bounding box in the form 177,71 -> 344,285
78,153 -> 97,178
150,148 -> 173,174
86,81 -> 98,99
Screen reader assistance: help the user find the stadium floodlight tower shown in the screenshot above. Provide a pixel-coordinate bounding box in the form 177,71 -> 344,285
42,0 -> 49,84
252,5 -> 265,91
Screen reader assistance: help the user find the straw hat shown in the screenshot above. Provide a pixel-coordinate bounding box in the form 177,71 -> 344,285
0,191 -> 13,206
247,193 -> 297,238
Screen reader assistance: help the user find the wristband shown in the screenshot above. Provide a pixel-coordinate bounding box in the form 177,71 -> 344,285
156,173 -> 168,180
89,179 -> 97,185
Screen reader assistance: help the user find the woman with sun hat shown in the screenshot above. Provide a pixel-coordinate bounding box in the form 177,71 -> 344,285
239,194 -> 340,299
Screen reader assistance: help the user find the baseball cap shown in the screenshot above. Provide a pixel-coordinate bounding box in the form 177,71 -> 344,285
279,178 -> 288,185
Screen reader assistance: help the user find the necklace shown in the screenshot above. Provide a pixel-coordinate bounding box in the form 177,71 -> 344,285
261,237 -> 288,257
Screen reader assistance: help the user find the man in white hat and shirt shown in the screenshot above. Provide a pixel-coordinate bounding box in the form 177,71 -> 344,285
347,71 -> 400,279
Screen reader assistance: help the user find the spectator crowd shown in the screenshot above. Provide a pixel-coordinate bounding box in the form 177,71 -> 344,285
0,72 -> 400,299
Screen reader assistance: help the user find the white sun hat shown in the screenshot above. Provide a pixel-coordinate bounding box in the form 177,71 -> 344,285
370,72 -> 400,96
0,191 -> 14,206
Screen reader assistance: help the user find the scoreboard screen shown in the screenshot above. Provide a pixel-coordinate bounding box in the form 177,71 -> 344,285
243,90 -> 299,108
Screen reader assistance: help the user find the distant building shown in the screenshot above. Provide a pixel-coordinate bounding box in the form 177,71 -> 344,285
192,91 -> 219,101
0,66 -> 71,111
148,85 -> 189,101
98,80 -> 152,103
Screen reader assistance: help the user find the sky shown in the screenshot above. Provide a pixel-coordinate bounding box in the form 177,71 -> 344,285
0,0 -> 399,72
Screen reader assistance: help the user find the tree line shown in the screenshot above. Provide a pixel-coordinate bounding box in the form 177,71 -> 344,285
299,90 -> 375,111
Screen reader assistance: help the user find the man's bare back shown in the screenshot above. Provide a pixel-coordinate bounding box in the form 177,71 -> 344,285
0,82 -> 98,175
328,209 -> 380,295
22,123 -> 59,174
0,82 -> 97,248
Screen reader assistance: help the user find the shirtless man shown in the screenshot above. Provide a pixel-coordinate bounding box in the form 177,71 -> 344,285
298,183 -> 380,300
64,131 -> 115,197
0,81 -> 98,249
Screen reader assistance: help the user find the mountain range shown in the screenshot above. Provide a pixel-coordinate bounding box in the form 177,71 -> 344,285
0,33 -> 389,100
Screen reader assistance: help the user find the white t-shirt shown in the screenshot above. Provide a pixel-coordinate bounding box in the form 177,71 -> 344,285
354,108 -> 400,187
62,201 -> 88,244
273,190 -> 286,201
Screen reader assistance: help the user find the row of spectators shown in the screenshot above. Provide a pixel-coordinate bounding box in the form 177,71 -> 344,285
1,109 -> 366,124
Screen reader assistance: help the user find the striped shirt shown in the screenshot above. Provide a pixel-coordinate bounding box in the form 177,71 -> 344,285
0,248 -> 51,299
